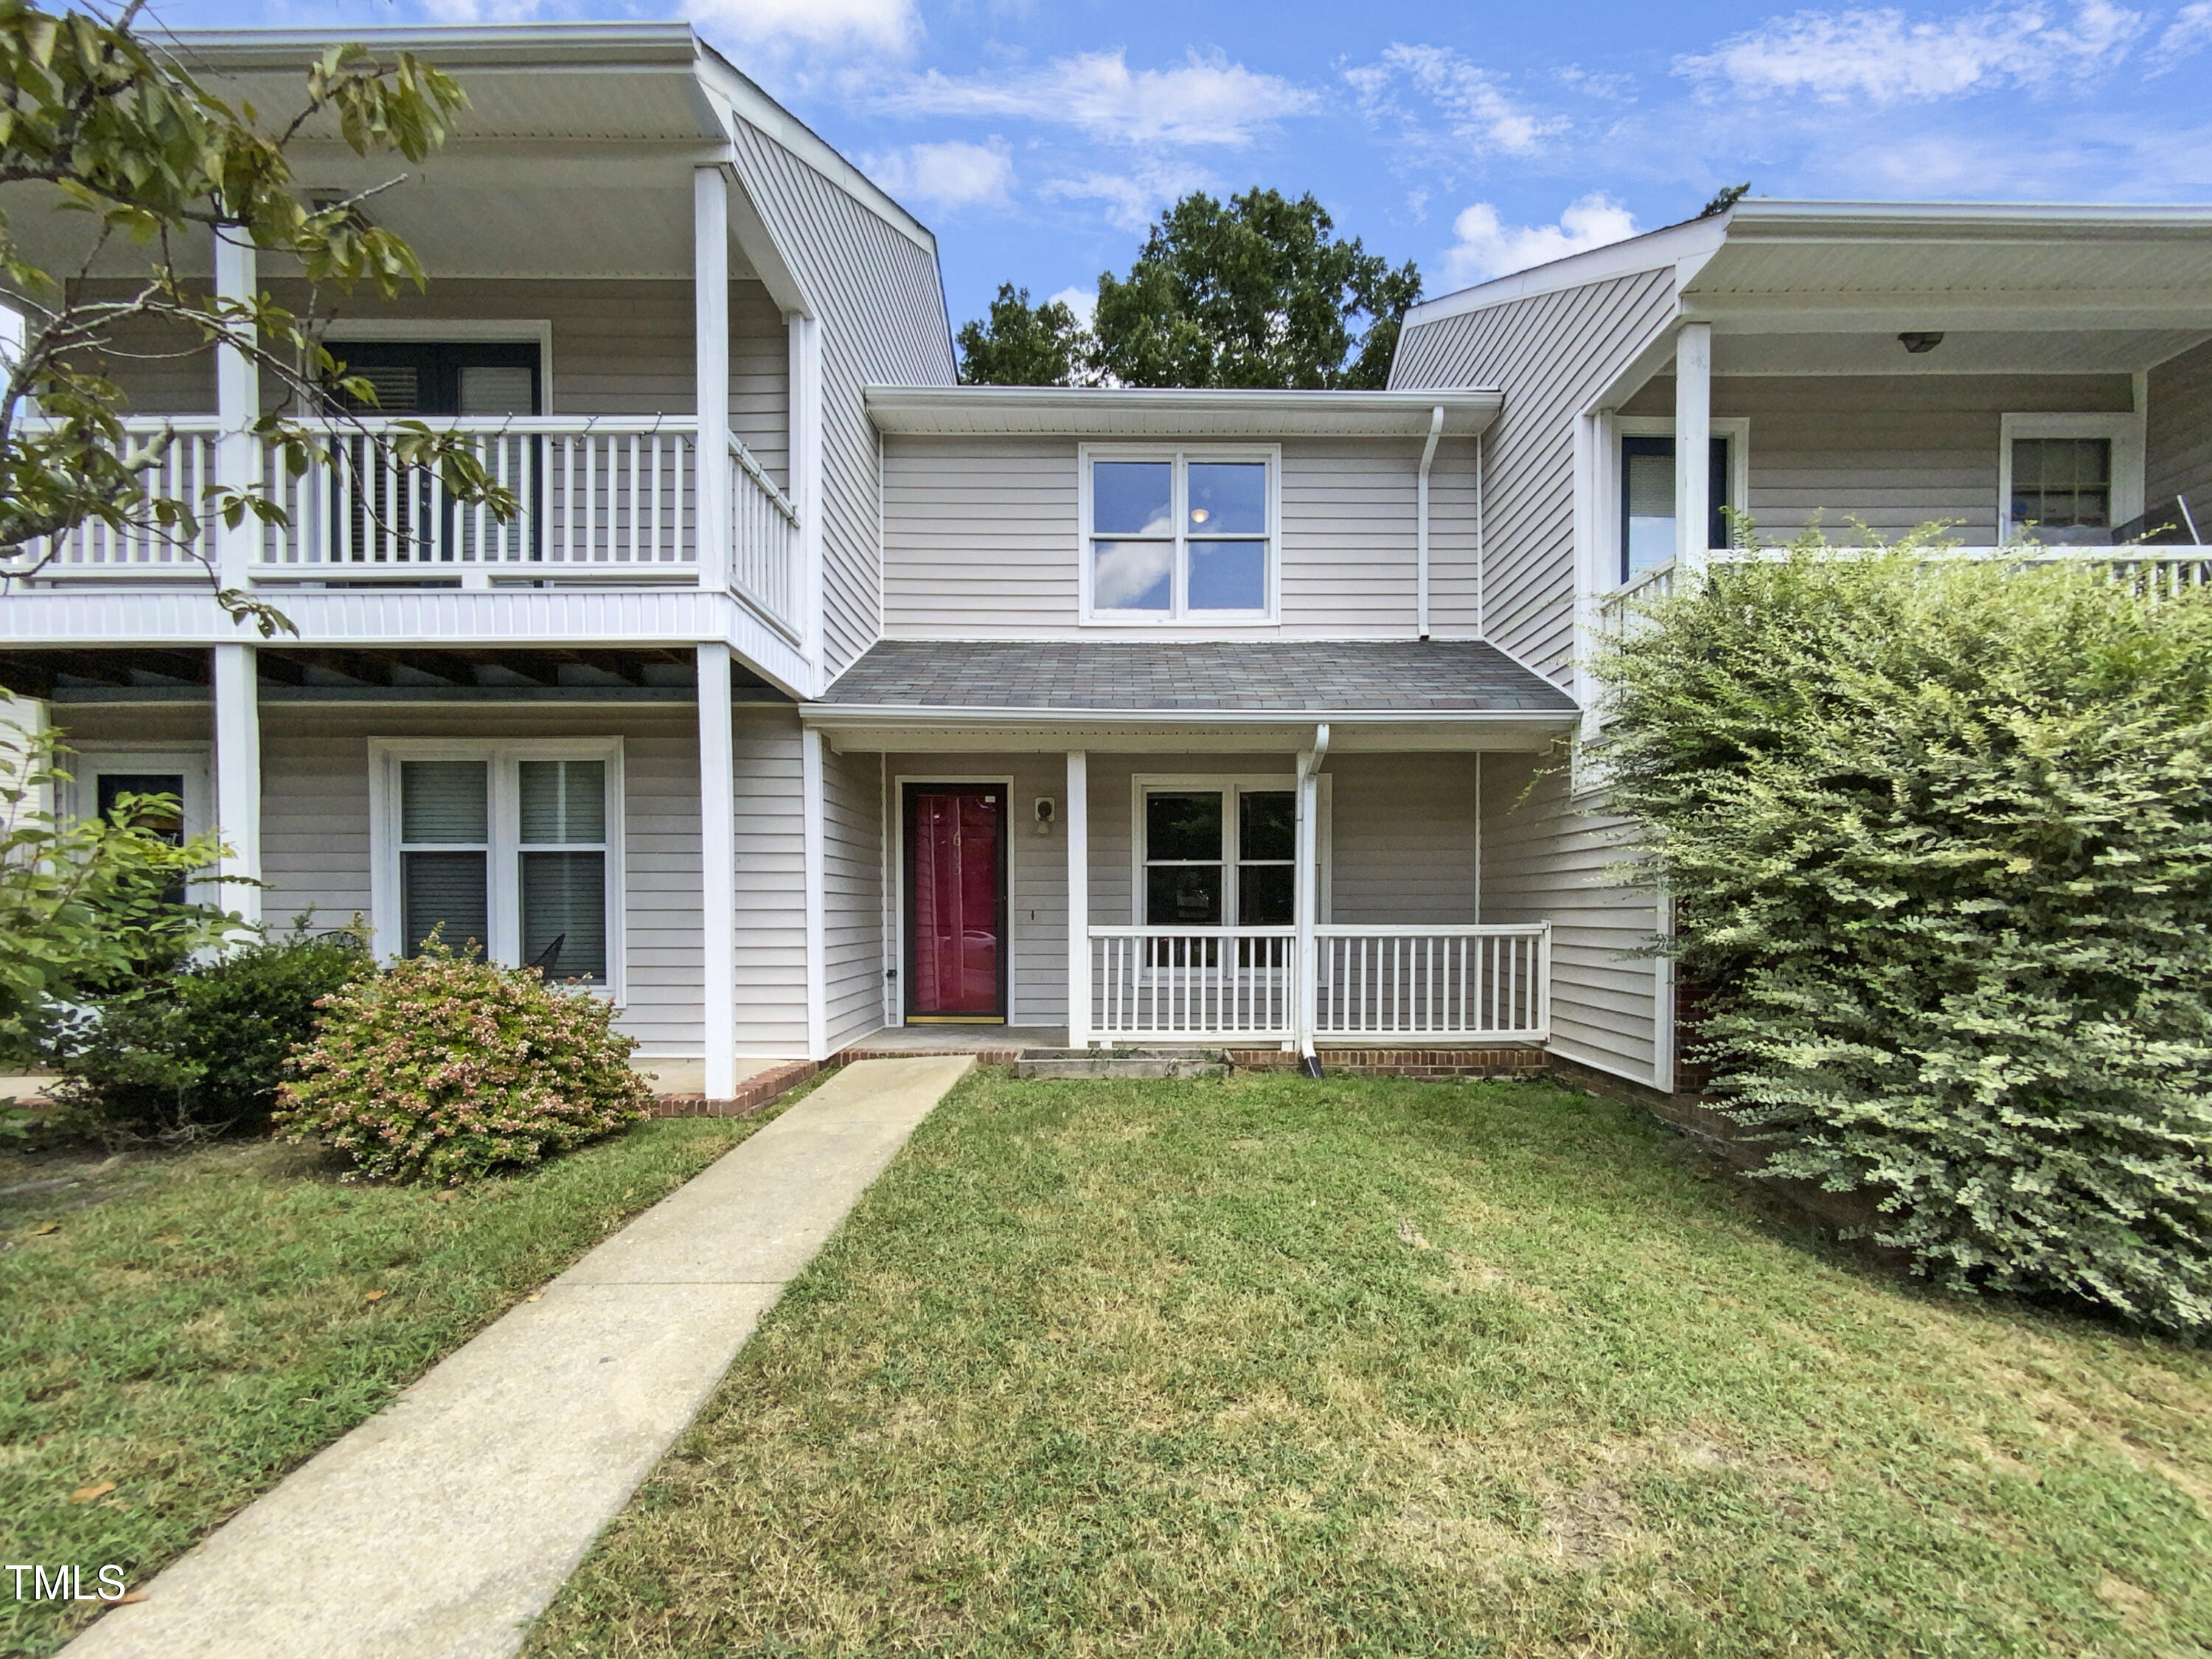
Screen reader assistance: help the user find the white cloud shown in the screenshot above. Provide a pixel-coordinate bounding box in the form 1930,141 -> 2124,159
680,0 -> 917,54
2150,0 -> 2212,69
864,139 -> 1015,212
1440,193 -> 1640,289
1049,285 -> 1099,330
886,49 -> 1318,147
1677,2 -> 2145,103
1346,44 -> 1568,161
1039,161 -> 1220,234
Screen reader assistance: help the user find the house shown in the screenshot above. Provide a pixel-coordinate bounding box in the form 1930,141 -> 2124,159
4,24 -> 2211,1105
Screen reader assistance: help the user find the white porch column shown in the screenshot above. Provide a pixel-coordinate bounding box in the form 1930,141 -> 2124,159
801,723 -> 829,1061
1065,750 -> 1088,1048
212,237 -> 257,588
1295,723 -> 1329,1058
1674,321 -> 1712,569
787,310 -> 825,684
212,643 -> 260,928
696,644 -> 737,1099
694,167 -> 733,593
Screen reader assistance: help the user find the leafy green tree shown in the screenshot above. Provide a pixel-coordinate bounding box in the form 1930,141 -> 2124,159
1,695 -> 237,1065
954,188 -> 1420,389
0,3 -> 513,633
1092,189 -> 1419,389
956,283 -> 1092,387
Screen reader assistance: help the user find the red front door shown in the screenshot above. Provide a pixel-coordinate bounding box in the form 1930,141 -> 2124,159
906,785 -> 1005,1020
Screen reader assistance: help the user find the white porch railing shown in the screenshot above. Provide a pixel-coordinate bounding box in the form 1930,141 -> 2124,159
256,417 -> 698,571
1087,922 -> 1551,1046
730,437 -> 800,631
19,418 -> 221,568
1091,927 -> 1297,1042
1315,925 -> 1549,1040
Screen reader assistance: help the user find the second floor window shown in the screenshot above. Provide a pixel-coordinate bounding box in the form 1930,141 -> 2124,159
1621,434 -> 1733,583
1087,451 -> 1274,621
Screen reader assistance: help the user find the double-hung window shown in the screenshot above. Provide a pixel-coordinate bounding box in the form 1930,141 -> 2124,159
1138,782 -> 1308,928
1085,448 -> 1277,622
374,739 -> 622,989
1614,419 -> 1748,584
2000,414 -> 2144,545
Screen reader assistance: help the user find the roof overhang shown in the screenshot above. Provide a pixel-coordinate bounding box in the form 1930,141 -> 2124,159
865,386 -> 1502,439
799,705 -> 1575,754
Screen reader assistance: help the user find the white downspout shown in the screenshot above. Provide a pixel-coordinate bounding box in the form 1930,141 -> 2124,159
1416,404 -> 1443,640
1295,722 -> 1330,1070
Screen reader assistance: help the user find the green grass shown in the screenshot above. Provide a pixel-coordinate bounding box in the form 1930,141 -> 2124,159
0,1111 -> 777,1659
530,1072 -> 2212,1659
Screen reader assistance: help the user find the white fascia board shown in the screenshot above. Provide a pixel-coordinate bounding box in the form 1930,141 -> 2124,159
863,386 -> 1502,438
1405,217 -> 1726,331
160,23 -> 703,68
693,56 -> 938,259
805,711 -> 1577,755
1722,199 -> 2212,239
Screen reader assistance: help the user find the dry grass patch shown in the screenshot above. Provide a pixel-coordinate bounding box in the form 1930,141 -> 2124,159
531,1072 -> 2212,1658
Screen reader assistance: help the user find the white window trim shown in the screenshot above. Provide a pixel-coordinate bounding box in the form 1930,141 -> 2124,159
1128,773 -> 1332,926
1079,443 -> 1282,626
62,743 -> 217,908
890,772 -> 1016,1028
367,737 -> 625,995
1607,414 -> 1752,581
1998,412 -> 2144,543
318,320 -> 557,414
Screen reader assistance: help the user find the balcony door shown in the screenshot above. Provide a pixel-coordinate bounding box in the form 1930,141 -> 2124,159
324,341 -> 542,564
904,784 -> 1007,1023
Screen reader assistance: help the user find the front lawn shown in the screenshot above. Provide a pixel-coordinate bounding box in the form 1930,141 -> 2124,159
0,1113 -> 775,1659
533,1072 -> 2212,1658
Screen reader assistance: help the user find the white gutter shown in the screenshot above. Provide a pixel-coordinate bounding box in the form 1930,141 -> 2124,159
1416,403 -> 1443,641
1295,723 -> 1331,1067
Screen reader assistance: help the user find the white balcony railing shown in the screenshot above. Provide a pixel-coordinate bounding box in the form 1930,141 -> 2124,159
18,419 -> 221,568
730,438 -> 800,632
1091,927 -> 1297,1042
1087,922 -> 1552,1047
1601,546 -> 2212,636
1315,925 -> 1549,1040
257,418 -> 698,571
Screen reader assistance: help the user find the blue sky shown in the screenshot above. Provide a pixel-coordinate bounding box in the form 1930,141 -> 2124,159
142,0 -> 2212,332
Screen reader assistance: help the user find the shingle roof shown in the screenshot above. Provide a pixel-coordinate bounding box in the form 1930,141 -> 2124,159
818,640 -> 1577,714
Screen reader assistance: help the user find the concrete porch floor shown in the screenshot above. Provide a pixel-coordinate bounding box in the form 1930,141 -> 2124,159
838,1025 -> 1068,1054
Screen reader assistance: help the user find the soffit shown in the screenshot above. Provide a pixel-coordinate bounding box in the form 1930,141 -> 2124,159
866,387 -> 1502,439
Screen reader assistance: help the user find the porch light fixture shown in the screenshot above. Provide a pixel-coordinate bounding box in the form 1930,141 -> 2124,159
1899,331 -> 1944,354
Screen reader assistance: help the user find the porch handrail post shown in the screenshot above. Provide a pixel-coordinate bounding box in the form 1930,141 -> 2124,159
1295,723 -> 1329,1058
696,643 -> 737,1100
1674,321 -> 1712,572
212,642 -> 260,928
693,166 -> 733,593
213,235 -> 257,587
1065,750 -> 1089,1048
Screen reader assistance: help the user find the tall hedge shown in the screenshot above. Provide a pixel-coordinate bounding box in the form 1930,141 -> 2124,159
1600,542 -> 2212,1334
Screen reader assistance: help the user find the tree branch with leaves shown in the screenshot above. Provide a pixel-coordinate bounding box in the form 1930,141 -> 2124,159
0,2 -> 516,633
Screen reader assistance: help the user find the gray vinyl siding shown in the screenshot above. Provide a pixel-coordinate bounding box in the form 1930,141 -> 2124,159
728,279 -> 791,488
1479,752 -> 1658,1085
1328,754 -> 1480,924
880,435 -> 1460,637
1393,269 -> 1679,691
2147,338 -> 2212,520
168,703 -> 712,1056
731,705 -> 809,1055
726,116 -> 956,679
883,753 -> 1068,1028
1622,372 -> 2135,541
821,742 -> 886,1048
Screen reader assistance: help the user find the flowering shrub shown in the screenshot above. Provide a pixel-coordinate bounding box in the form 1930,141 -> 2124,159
276,940 -> 651,1185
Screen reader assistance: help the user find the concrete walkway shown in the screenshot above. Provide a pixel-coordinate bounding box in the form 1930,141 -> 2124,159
66,1056 -> 974,1659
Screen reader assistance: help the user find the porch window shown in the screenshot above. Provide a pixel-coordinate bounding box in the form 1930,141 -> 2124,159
1620,433 -> 1733,582
2009,437 -> 2111,543
378,740 -> 621,988
1086,448 -> 1276,622
1141,785 -> 1298,926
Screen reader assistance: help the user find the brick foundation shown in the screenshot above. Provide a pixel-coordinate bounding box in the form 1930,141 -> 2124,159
647,1059 -> 820,1119
1225,1046 -> 1548,1079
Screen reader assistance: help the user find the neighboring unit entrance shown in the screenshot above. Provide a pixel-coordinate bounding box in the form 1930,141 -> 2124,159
903,783 -> 1006,1022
